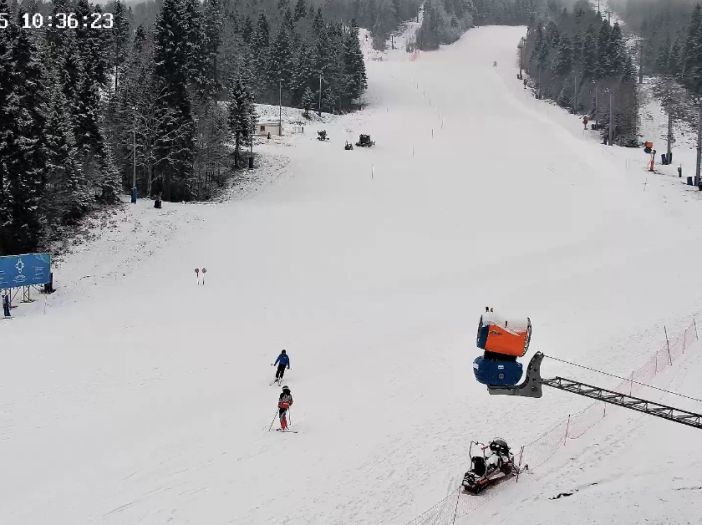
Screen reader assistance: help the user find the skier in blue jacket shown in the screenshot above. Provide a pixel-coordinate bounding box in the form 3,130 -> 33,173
272,349 -> 290,382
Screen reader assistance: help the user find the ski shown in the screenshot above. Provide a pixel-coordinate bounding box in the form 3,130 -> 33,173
275,429 -> 298,433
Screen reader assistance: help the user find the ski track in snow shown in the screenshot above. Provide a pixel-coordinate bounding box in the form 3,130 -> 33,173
2,25 -> 702,525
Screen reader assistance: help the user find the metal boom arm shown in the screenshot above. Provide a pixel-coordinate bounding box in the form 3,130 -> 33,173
487,352 -> 702,430
542,377 -> 702,429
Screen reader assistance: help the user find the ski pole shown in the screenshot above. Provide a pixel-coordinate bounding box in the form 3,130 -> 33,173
288,408 -> 292,427
268,410 -> 278,432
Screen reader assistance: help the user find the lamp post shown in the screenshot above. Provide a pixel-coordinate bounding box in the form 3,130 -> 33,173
603,88 -> 614,146
318,72 -> 323,116
592,80 -> 598,129
131,109 -> 137,203
279,79 -> 283,136
132,119 -> 136,189
696,103 -> 702,186
638,37 -> 645,85
518,37 -> 525,78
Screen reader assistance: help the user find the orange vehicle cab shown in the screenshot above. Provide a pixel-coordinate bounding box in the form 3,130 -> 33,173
476,311 -> 532,358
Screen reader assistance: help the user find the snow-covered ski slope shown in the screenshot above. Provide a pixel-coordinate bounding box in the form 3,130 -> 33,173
3,26 -> 702,525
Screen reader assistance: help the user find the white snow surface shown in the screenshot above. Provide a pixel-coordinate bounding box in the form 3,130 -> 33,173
3,26 -> 702,525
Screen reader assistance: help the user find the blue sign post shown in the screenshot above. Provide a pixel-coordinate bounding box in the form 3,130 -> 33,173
0,253 -> 52,289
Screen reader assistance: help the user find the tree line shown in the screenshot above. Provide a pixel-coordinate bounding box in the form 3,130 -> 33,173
0,0 -> 375,255
609,0 -> 702,98
522,0 -> 638,145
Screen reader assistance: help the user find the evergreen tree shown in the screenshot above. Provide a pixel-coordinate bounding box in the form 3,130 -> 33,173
553,35 -> 572,75
596,19 -> 611,78
228,78 -> 256,168
343,25 -> 367,104
291,45 -> 315,104
669,39 -> 682,79
294,0 -> 306,21
301,86 -> 315,116
2,12 -> 48,252
312,7 -> 324,34
242,15 -> 253,44
681,4 -> 702,84
154,0 -> 195,199
43,81 -> 90,225
581,27 -> 597,78
183,0 -> 206,87
682,5 -> 702,95
0,0 -> 12,247
75,0 -> 109,86
608,22 -> 626,76
252,12 -> 271,87
270,24 -> 294,95
655,35 -> 671,75
202,0 -> 224,97
110,0 -> 131,91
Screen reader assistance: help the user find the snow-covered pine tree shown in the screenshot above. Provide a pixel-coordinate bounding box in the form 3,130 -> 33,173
343,25 -> 367,105
252,13 -> 271,91
553,36 -> 572,76
228,78 -> 256,168
75,0 -> 109,87
242,15 -> 253,44
183,0 -> 206,88
154,0 -> 196,200
596,19 -> 611,79
682,4 -> 702,95
0,0 -> 12,251
110,0 -> 131,92
608,23 -> 626,77
3,11 -> 48,253
43,81 -> 90,226
301,86 -> 314,117
581,27 -> 597,78
270,24 -> 294,100
293,0 -> 306,22
202,0 -> 223,98
291,46 -> 315,105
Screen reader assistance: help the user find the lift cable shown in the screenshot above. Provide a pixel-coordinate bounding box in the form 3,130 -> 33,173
541,353 -> 702,404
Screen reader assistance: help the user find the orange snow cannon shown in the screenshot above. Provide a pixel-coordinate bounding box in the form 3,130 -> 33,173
476,309 -> 532,358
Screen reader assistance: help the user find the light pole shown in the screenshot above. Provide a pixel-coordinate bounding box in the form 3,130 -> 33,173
592,80 -> 598,129
131,110 -> 137,203
696,103 -> 702,186
132,120 -> 136,189
573,73 -> 578,114
318,72 -> 323,116
279,79 -> 283,136
604,88 -> 614,146
637,37 -> 647,85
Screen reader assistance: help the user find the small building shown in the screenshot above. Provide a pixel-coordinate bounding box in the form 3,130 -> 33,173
256,121 -> 281,137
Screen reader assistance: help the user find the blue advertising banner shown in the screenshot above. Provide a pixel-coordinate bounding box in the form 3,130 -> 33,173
0,253 -> 51,288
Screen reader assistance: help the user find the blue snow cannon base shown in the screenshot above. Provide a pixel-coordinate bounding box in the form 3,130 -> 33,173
473,356 -> 523,386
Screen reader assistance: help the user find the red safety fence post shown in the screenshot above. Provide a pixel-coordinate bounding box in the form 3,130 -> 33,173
664,326 -> 673,366
563,415 -> 571,446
